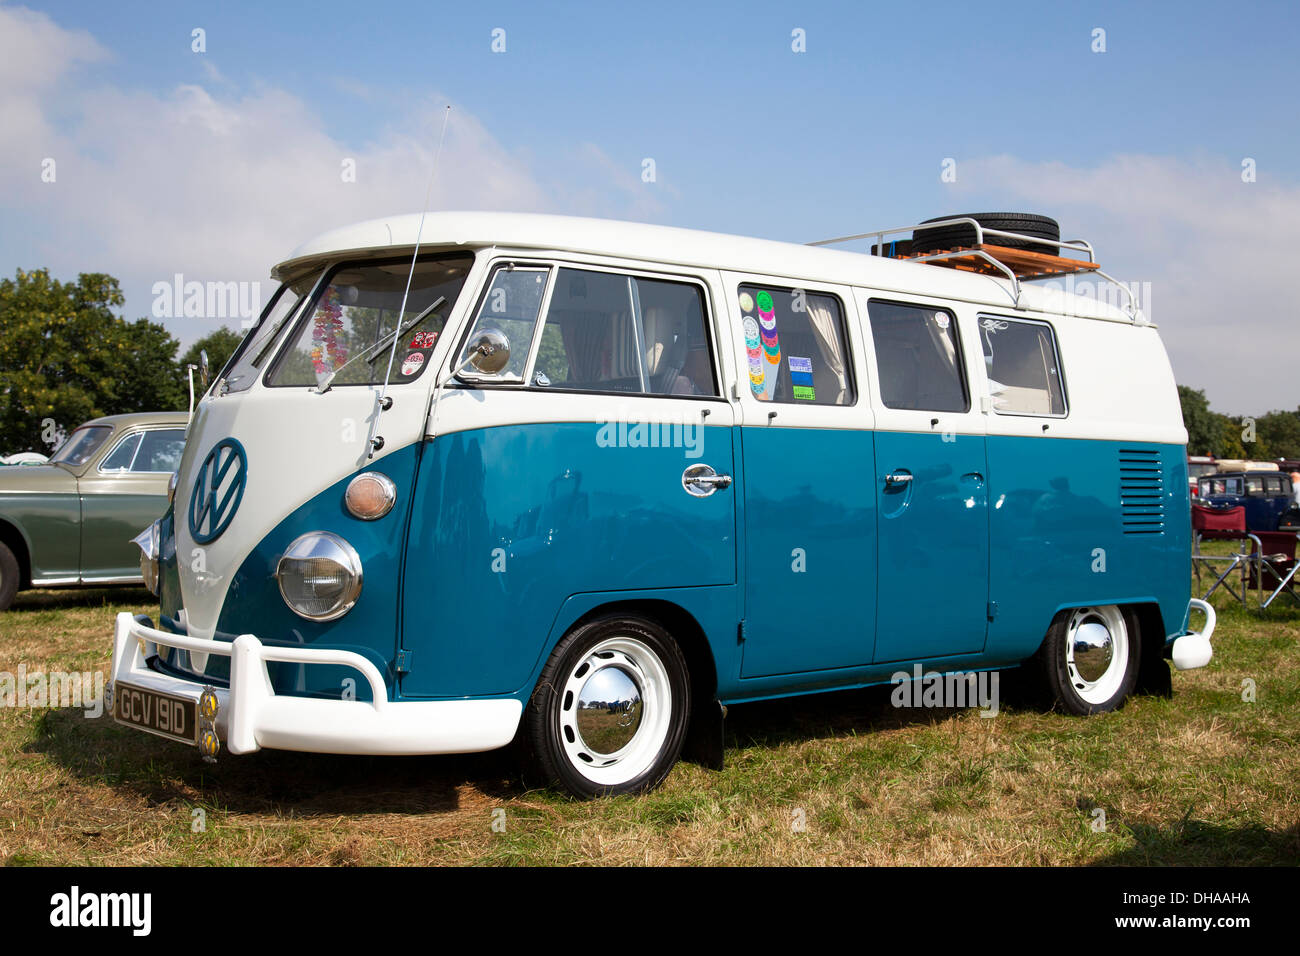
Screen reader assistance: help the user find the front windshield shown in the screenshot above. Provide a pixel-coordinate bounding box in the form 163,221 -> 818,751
269,253 -> 474,388
220,280 -> 313,393
50,425 -> 112,467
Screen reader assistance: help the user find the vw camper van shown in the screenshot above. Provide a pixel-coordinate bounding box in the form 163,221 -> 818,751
109,211 -> 1215,797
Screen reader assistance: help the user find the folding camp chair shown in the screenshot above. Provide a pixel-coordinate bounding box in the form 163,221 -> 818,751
1191,505 -> 1255,606
1250,529 -> 1300,608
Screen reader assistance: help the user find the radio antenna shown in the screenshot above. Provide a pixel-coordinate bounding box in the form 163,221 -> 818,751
366,104 -> 452,459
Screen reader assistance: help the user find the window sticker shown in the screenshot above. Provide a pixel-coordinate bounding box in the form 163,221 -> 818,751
789,356 -> 815,400
738,291 -> 755,313
757,290 -> 779,401
409,330 -> 438,349
401,352 -> 425,376
934,312 -> 949,330
744,316 -> 765,396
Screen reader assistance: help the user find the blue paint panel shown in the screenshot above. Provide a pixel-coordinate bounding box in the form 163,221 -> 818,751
984,437 -> 1190,662
873,431 -> 989,662
738,425 -> 876,676
399,423 -> 736,698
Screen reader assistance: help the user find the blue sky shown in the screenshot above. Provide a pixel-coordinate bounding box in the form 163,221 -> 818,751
3,0 -> 1298,413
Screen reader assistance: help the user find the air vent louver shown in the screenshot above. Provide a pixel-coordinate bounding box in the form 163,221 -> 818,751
1119,448 -> 1164,534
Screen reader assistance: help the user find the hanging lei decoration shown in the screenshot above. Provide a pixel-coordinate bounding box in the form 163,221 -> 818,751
310,286 -> 347,381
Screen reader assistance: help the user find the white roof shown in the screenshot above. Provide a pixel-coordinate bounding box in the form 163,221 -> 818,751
274,211 -> 1136,323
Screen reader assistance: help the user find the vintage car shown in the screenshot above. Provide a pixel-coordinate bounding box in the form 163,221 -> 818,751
0,412 -> 188,611
1195,469 -> 1294,531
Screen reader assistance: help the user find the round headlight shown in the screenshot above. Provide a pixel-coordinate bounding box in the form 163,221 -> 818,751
276,532 -> 363,621
345,472 -> 396,520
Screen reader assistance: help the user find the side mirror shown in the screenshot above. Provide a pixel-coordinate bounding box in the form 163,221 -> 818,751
464,329 -> 510,375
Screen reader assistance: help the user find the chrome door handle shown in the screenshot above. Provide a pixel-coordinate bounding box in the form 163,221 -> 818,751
885,473 -> 913,486
682,463 -> 733,497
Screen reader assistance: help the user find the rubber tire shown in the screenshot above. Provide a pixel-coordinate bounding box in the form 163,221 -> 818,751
0,541 -> 18,612
1034,606 -> 1141,716
911,212 -> 1060,256
522,614 -> 690,799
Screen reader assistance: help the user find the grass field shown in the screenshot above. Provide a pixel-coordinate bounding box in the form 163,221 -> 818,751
1,582 -> 1296,866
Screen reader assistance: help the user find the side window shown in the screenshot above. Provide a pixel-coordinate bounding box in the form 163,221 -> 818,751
737,284 -> 852,405
458,265 -> 550,381
532,268 -> 718,397
979,316 -> 1066,416
866,300 -> 967,412
1245,476 -> 1265,496
100,433 -> 142,472
134,429 -> 186,473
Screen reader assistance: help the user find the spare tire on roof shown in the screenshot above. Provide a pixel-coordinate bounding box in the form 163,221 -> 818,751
910,213 -> 1060,256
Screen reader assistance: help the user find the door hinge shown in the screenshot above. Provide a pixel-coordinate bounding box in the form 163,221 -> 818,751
395,649 -> 413,674
986,602 -> 998,622
737,620 -> 747,644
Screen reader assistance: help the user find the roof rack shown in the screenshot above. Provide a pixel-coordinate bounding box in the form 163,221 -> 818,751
807,218 -> 1142,320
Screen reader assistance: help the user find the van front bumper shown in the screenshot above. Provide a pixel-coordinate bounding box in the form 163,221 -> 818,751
108,612 -> 522,756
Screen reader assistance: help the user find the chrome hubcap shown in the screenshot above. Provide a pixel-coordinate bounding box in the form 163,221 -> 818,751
558,635 -> 672,786
1071,621 -> 1114,682
1065,606 -> 1128,705
576,665 -> 643,755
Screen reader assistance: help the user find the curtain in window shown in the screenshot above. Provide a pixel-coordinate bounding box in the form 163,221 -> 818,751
805,297 -> 847,404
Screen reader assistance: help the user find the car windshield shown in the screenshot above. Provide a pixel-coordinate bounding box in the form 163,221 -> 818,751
50,425 -> 113,467
269,254 -> 474,388
219,279 -> 315,393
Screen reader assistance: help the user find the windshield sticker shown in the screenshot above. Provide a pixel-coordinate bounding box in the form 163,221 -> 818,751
409,330 -> 438,349
400,352 -> 425,376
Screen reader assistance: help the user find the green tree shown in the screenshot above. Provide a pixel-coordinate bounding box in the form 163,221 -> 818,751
1178,385 -> 1222,456
179,326 -> 245,379
0,268 -> 186,453
1255,409 -> 1300,460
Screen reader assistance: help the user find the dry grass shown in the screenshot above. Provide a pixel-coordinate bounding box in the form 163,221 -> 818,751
1,583 -> 1297,866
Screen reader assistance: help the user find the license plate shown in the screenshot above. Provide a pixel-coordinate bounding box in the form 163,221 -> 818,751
113,682 -> 198,745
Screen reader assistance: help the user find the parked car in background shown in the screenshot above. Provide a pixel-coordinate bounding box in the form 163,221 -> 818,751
0,412 -> 188,611
1,452 -> 50,466
1195,469 -> 1295,531
1187,455 -> 1216,494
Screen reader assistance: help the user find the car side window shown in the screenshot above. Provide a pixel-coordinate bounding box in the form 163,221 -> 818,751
134,429 -> 186,473
737,284 -> 852,405
532,268 -> 718,397
458,265 -> 551,382
100,433 -> 142,472
978,315 -> 1066,416
867,300 -> 967,412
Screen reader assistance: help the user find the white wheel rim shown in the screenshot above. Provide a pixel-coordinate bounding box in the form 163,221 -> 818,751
1065,606 -> 1129,705
558,636 -> 672,787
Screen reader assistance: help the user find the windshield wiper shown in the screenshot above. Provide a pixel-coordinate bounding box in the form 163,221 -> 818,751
315,296 -> 446,393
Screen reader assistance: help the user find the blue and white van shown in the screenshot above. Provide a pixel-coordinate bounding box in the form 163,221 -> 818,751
109,211 -> 1215,797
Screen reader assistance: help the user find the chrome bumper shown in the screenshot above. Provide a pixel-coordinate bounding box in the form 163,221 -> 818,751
108,612 -> 522,756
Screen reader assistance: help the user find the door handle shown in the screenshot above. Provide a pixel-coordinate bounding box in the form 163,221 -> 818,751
682,463 -> 733,497
885,473 -> 913,487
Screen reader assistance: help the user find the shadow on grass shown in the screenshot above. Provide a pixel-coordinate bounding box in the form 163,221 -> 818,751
1091,818 -> 1300,866
10,587 -> 152,612
26,706 -> 522,817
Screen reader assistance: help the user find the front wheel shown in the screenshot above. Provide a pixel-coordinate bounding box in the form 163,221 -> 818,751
1037,605 -> 1140,715
522,614 -> 690,798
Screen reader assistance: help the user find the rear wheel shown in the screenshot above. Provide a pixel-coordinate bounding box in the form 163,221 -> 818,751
0,541 -> 18,612
1036,605 -> 1140,715
523,614 -> 690,798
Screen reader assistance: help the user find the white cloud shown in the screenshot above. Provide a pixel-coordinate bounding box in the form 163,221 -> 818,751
956,154 -> 1300,415
0,5 -> 664,350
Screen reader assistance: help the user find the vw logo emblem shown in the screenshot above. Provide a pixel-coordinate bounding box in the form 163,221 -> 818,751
188,438 -> 247,544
